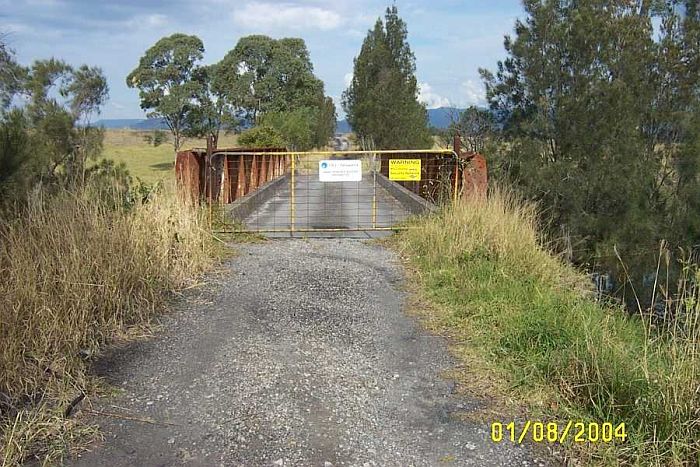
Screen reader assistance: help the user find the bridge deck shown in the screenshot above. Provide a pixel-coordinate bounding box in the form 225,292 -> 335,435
241,173 -> 411,238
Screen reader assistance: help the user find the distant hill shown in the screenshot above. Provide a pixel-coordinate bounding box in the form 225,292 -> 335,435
427,107 -> 464,129
95,118 -> 169,130
335,106 -> 466,134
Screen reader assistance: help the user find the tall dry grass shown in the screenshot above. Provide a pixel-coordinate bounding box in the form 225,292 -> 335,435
0,186 -> 215,464
394,187 -> 699,465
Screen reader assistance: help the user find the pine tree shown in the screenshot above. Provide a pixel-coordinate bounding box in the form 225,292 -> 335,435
342,6 -> 431,149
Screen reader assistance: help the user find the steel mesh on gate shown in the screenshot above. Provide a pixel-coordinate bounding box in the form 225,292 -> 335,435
201,149 -> 464,236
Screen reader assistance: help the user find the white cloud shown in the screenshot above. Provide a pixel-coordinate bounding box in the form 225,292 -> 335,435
233,2 -> 342,31
343,72 -> 353,87
461,79 -> 486,107
418,82 -> 451,109
125,13 -> 168,30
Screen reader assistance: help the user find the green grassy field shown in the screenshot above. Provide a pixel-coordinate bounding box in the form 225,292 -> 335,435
101,130 -> 239,184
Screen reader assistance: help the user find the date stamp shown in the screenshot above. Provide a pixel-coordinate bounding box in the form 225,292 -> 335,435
490,421 -> 627,444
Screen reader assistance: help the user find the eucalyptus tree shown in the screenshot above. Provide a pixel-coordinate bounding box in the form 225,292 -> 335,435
214,35 -> 335,148
127,33 -> 206,151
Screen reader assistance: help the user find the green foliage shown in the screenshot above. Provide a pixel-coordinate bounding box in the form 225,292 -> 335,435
126,34 -> 206,151
0,57 -> 110,202
342,6 -> 432,149
480,0 -> 700,300
261,109 -> 314,151
0,111 -> 42,202
0,35 -> 26,110
315,96 -> 337,145
238,125 -> 286,148
213,36 -> 325,122
260,102 -> 335,150
451,106 -> 496,153
395,190 -> 700,465
183,63 -> 238,146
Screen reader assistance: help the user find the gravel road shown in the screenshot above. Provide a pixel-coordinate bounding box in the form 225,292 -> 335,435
70,239 -> 542,466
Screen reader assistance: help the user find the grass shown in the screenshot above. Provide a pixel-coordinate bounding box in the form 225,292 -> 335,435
391,187 -> 700,466
101,130 -> 239,184
0,184 -> 217,464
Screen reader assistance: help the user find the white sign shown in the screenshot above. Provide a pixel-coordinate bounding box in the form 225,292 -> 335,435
319,159 -> 362,182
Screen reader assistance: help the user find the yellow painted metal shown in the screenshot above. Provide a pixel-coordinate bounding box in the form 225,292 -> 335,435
224,149 -> 462,234
372,151 -> 377,228
290,154 -> 296,233
207,149 -> 458,157
453,156 -> 459,204
217,227 -> 410,234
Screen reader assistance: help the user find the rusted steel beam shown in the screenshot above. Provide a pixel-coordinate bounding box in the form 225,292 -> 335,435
259,154 -> 268,184
253,156 -> 259,194
461,153 -> 487,199
175,150 -> 201,203
236,155 -> 246,199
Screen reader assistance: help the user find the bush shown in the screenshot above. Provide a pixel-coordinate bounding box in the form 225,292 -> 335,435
237,125 -> 285,148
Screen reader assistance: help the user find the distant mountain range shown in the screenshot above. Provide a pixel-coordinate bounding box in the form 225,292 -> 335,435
96,107 -> 467,134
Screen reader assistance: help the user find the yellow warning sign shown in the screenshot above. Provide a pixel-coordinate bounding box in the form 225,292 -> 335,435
389,159 -> 421,181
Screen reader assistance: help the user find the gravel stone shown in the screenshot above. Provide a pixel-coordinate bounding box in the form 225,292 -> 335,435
69,239 -> 547,466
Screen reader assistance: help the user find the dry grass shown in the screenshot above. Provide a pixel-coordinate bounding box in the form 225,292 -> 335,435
392,186 -> 700,465
0,184 -> 216,464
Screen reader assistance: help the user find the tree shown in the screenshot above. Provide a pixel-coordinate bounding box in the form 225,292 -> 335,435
184,63 -> 237,147
314,96 -> 337,147
0,34 -> 26,111
213,35 -> 325,123
127,34 -> 206,152
480,0 -> 700,306
22,59 -> 108,186
342,6 -> 432,149
449,106 -> 496,153
0,57 -> 109,199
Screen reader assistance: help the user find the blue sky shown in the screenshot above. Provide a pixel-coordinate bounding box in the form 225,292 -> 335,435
0,0 -> 524,119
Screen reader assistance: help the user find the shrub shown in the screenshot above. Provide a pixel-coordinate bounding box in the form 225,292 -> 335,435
237,125 -> 285,148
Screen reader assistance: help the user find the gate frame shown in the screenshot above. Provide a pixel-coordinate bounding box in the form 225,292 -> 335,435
205,149 -> 472,234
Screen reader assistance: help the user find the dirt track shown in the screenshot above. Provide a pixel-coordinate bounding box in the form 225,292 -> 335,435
70,239 -> 542,466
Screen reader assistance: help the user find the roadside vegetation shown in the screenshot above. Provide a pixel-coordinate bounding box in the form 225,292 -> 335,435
393,189 -> 699,465
0,185 -> 215,464
0,37 -> 217,464
127,33 -> 336,152
458,1 -> 700,308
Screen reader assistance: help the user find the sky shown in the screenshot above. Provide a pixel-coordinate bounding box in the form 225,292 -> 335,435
0,0 -> 525,120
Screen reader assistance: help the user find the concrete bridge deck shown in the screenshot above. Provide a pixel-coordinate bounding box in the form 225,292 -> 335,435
239,173 -> 414,238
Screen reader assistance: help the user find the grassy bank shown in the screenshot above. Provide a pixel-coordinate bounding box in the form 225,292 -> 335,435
392,188 -> 699,465
0,187 -> 216,464
101,130 -> 239,183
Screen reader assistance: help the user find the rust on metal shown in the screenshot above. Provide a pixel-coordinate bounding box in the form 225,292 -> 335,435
175,146 -> 289,204
175,133 -> 487,234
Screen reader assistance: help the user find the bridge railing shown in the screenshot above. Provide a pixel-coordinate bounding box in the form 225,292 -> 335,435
175,147 -> 291,204
176,143 -> 487,233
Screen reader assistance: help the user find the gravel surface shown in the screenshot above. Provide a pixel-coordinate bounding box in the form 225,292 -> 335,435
70,239 -> 544,466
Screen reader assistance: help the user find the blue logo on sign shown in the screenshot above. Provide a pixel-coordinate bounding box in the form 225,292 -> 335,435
321,162 -> 328,169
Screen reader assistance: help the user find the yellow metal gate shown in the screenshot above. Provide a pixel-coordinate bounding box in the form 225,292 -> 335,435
219,149 -> 461,235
